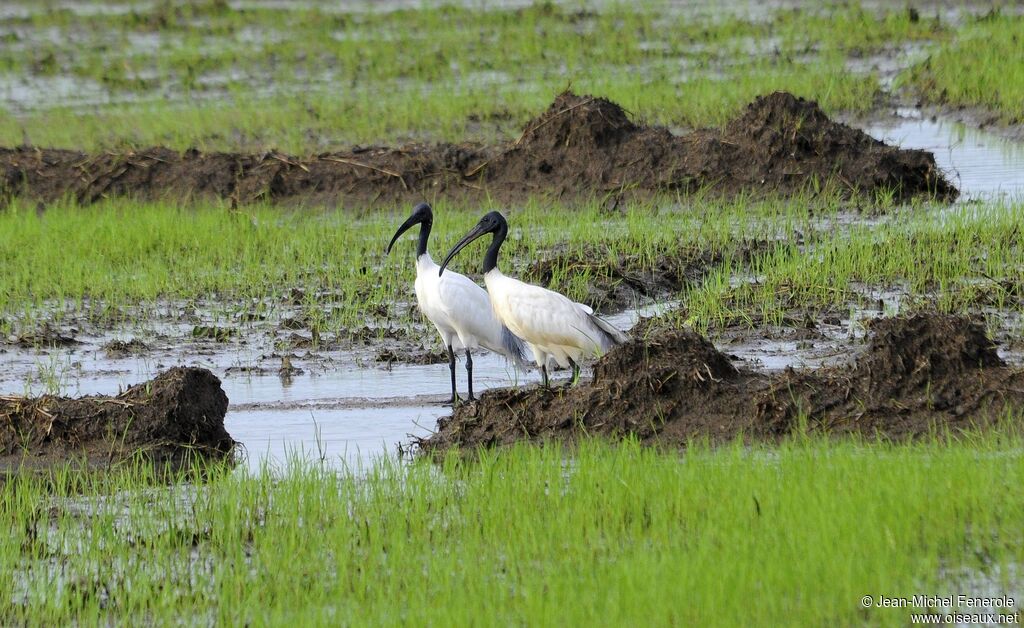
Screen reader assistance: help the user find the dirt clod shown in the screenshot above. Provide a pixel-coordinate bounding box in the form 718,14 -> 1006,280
0,367 -> 235,473
191,325 -> 235,342
10,324 -> 80,348
0,91 -> 956,207
422,314 -> 1022,453
102,338 -> 150,358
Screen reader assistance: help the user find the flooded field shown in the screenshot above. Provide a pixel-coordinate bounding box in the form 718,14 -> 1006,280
2,0 -> 1021,152
2,1 -> 1024,624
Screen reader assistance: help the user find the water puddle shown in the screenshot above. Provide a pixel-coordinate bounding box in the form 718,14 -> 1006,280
228,406 -> 437,471
4,284 -> 1022,471
931,562 -> 1023,627
845,43 -> 927,91
862,108 -> 1024,201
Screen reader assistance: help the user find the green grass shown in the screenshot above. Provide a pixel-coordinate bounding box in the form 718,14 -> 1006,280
903,13 -> 1024,122
1,195 -> 1021,337
1,58 -> 884,153
680,202 -> 1024,331
0,194 -> 831,328
0,2 -> 948,151
3,437 -> 1023,625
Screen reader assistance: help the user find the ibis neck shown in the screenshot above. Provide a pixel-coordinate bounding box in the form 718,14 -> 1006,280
416,218 -> 432,258
482,223 -> 506,274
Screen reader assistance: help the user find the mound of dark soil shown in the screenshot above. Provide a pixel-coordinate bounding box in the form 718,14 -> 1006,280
721,92 -> 954,199
759,314 -> 1015,436
0,91 -> 956,207
592,328 -> 737,385
421,314 -> 1023,453
855,314 -> 1004,395
0,367 -> 234,473
484,91 -> 955,201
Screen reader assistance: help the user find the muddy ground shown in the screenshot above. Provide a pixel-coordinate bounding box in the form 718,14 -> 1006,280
0,91 -> 956,208
421,314 -> 1024,453
524,244 -> 733,313
0,367 -> 234,474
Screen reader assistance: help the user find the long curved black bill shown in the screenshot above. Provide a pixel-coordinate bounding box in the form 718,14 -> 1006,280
439,223 -> 488,276
385,214 -> 420,255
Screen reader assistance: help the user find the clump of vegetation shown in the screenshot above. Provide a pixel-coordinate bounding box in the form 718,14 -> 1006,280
679,201 -> 1024,331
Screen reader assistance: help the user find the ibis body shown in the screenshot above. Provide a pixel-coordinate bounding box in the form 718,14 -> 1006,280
387,203 -> 528,403
439,211 -> 628,386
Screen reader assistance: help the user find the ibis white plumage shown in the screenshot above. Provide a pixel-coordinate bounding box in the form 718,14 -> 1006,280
439,211 -> 629,387
386,203 -> 529,403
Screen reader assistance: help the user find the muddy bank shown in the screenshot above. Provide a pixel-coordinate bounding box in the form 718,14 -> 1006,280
421,314 -> 1023,452
1,91 -> 956,207
525,244 -> 725,312
0,367 -> 234,473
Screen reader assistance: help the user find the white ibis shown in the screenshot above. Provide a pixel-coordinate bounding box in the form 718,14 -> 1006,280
439,211 -> 629,387
386,203 -> 529,404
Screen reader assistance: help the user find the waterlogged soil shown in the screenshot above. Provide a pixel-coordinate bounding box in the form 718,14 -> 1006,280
524,244 -> 734,313
422,314 -> 1024,453
0,91 -> 956,208
3,290 -> 1023,468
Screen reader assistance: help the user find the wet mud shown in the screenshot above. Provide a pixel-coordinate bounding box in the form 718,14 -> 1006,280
421,314 -> 1024,453
102,338 -> 150,358
0,367 -> 235,474
525,245 -> 726,313
13,323 -> 81,349
0,91 -> 956,208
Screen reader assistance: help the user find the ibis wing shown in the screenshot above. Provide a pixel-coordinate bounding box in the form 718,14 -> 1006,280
434,270 -> 509,345
496,284 -> 598,349
436,271 -> 493,317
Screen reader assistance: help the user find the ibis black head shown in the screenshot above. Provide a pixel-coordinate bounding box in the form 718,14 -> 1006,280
439,211 -> 508,277
386,202 -> 433,256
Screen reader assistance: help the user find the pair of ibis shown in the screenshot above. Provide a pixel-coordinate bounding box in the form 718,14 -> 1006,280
386,202 -> 629,404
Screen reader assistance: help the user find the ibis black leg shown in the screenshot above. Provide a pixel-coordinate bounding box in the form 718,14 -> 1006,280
542,364 -> 550,389
465,350 -> 475,401
447,344 -> 459,405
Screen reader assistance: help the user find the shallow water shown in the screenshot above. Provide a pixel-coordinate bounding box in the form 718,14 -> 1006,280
223,300 -> 673,470
0,75 -> 111,112
862,108 -> 1024,201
